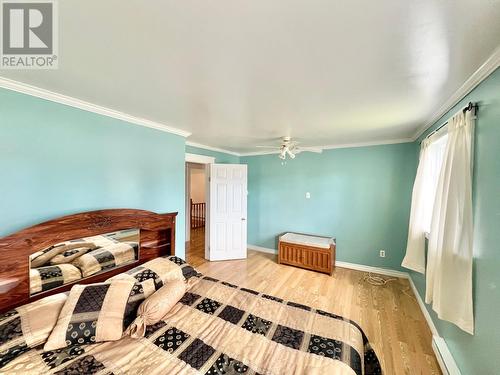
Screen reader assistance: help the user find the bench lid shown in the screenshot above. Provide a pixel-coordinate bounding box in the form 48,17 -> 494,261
279,233 -> 335,249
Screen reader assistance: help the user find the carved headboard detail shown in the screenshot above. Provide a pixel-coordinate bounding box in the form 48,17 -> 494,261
0,209 -> 177,312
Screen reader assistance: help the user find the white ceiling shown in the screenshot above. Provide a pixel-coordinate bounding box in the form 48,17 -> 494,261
2,0 -> 500,153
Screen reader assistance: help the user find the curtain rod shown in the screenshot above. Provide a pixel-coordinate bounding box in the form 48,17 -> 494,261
422,101 -> 478,142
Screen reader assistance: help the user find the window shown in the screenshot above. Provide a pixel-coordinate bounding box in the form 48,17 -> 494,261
404,109 -> 475,333
421,131 -> 448,234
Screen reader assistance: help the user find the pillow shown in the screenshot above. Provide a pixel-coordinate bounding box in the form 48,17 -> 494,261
0,294 -> 67,367
107,256 -> 194,296
71,242 -> 136,278
164,256 -> 200,281
44,279 -> 145,351
49,247 -> 92,265
30,242 -> 97,268
125,279 -> 186,338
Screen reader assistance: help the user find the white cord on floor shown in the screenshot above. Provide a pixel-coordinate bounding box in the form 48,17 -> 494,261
363,272 -> 397,286
363,272 -> 416,300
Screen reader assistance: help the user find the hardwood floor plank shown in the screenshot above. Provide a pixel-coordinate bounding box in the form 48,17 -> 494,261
185,228 -> 441,374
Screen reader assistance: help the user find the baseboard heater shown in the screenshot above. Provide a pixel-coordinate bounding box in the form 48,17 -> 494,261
432,336 -> 461,375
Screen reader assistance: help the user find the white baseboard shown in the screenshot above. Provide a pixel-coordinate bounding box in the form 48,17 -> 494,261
247,244 -> 277,254
335,261 -> 409,278
407,277 -> 461,374
432,336 -> 461,375
247,244 -> 407,278
407,275 -> 439,336
247,243 -> 460,374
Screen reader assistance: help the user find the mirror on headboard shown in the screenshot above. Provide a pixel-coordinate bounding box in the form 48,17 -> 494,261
29,229 -> 140,295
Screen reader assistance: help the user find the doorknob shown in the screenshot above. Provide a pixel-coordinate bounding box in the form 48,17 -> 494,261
241,218 -> 246,221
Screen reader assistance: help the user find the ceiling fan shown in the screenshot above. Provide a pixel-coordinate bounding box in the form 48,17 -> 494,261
255,137 -> 323,160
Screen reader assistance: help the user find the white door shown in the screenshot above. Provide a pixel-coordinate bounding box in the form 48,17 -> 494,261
208,164 -> 247,261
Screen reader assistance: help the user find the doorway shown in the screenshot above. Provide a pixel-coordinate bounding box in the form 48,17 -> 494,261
185,153 -> 248,265
186,162 -> 206,266
185,153 -> 214,266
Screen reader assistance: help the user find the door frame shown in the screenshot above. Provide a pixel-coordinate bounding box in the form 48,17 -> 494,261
185,153 -> 215,259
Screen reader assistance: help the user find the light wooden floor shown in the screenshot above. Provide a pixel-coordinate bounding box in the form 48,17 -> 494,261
186,227 -> 207,268
186,228 -> 441,375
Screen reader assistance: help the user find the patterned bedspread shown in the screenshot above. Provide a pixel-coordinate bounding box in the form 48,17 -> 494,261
1,269 -> 381,374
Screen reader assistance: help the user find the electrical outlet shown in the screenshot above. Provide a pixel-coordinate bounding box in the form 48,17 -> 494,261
305,192 -> 311,199
379,250 -> 386,258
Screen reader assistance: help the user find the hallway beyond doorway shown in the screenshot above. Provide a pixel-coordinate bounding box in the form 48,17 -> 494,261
186,227 -> 205,267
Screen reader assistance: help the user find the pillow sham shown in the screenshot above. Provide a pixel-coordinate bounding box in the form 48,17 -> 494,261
30,264 -> 82,295
0,293 -> 67,368
44,279 -> 145,351
125,279 -> 186,338
30,242 -> 97,268
107,256 -> 197,296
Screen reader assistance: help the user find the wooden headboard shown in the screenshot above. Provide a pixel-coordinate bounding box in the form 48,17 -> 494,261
0,209 -> 177,312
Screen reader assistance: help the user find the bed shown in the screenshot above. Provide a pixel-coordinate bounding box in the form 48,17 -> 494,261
0,210 -> 382,374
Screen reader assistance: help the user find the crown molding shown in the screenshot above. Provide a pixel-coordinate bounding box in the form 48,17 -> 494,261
4,45 -> 497,147
0,76 -> 191,137
185,141 -> 240,156
412,46 -> 500,141
239,137 -> 413,157
320,138 -> 413,150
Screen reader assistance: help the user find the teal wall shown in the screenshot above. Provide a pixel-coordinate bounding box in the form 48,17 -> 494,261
409,67 -> 500,375
241,142 -> 417,270
185,145 -> 240,164
3,67 -> 498,374
0,88 -> 187,259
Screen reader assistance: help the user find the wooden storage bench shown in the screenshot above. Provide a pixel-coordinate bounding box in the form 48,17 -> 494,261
278,233 -> 336,275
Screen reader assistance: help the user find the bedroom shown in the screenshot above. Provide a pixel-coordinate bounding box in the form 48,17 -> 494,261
0,1 -> 499,374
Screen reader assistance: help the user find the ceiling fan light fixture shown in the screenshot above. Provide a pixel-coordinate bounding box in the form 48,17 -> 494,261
256,136 -> 321,161
279,145 -> 287,159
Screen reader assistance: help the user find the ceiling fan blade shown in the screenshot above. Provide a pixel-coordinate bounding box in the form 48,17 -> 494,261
297,147 -> 323,154
255,145 -> 281,149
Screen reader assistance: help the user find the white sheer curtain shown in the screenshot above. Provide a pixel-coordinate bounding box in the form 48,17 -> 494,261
402,133 -> 447,273
425,110 -> 474,334
402,139 -> 432,273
